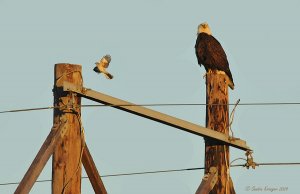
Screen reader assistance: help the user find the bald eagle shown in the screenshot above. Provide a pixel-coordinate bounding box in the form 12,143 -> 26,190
195,23 -> 235,90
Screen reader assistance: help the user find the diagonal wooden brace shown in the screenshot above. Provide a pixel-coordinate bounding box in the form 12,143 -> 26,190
195,167 -> 218,194
14,118 -> 68,194
82,144 -> 107,194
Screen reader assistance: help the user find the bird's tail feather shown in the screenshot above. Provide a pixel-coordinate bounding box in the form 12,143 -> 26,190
104,73 -> 113,79
225,70 -> 235,90
228,79 -> 235,90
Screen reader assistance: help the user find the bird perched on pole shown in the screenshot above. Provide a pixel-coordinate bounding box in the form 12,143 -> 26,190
195,22 -> 235,90
93,55 -> 113,79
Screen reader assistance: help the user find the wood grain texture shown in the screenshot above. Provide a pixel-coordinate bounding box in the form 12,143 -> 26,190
195,167 -> 218,194
14,121 -> 67,194
205,71 -> 236,194
82,144 -> 107,194
52,64 -> 83,194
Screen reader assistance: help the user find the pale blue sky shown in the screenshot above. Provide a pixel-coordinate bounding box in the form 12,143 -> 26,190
1,0 -> 300,193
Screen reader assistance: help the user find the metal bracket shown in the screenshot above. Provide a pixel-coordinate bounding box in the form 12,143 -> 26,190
195,167 -> 218,194
245,150 -> 257,169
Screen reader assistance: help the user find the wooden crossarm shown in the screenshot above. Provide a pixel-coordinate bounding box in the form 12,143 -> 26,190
63,82 -> 251,151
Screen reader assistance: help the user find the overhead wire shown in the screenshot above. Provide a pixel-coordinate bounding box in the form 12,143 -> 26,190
2,64 -> 299,191
1,102 -> 300,114
0,106 -> 54,114
1,99 -> 300,187
0,167 -> 205,187
0,162 -> 300,187
230,162 -> 300,168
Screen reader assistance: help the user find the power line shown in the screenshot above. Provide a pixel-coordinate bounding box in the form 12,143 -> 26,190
249,162 -> 300,166
0,107 -> 54,114
1,102 -> 300,114
83,102 -> 300,107
230,162 -> 300,168
1,162 -> 300,187
0,167 -> 204,186
99,167 -> 204,178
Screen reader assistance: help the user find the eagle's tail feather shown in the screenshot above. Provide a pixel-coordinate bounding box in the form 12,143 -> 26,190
215,70 -> 235,90
226,73 -> 235,90
228,79 -> 235,90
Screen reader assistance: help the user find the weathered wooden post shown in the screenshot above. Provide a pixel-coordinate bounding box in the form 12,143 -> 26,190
204,72 -> 235,194
52,64 -> 83,194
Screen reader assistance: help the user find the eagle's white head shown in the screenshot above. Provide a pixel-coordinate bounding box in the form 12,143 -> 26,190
197,22 -> 212,35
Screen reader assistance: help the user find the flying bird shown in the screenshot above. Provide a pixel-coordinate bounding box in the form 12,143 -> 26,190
93,55 -> 113,79
195,22 -> 235,90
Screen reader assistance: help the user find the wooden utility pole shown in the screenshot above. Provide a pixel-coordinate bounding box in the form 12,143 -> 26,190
53,64 -> 83,194
205,72 -> 236,194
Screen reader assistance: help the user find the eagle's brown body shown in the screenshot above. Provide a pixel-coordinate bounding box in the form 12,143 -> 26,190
195,26 -> 235,90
